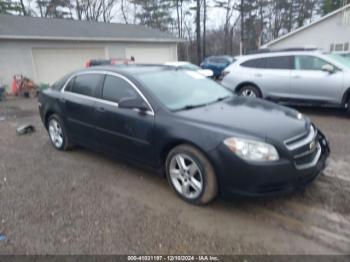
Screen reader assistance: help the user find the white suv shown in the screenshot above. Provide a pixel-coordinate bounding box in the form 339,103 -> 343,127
221,51 -> 350,111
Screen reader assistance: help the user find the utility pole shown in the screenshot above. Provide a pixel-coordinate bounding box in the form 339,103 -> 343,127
240,0 -> 244,55
196,0 -> 202,64
203,0 -> 207,60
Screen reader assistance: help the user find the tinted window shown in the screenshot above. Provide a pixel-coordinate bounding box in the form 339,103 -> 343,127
71,74 -> 102,97
209,57 -> 228,64
295,56 -> 329,70
241,56 -> 292,69
102,75 -> 138,103
241,58 -> 266,68
64,77 -> 74,92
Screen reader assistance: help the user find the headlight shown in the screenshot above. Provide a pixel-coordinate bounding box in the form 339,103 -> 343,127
223,137 -> 279,162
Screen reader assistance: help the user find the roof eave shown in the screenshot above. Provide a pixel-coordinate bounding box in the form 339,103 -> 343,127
0,35 -> 184,43
263,3 -> 350,48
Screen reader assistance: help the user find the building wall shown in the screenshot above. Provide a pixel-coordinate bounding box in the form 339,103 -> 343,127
266,10 -> 350,52
0,40 -> 178,88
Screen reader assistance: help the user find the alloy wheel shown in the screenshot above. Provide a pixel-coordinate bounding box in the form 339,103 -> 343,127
49,119 -> 64,148
169,154 -> 203,199
241,89 -> 257,97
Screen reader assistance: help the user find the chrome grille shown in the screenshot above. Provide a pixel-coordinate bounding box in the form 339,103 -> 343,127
284,125 -> 322,170
284,125 -> 317,151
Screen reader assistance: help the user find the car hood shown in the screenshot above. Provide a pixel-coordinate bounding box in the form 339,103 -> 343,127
175,97 -> 310,143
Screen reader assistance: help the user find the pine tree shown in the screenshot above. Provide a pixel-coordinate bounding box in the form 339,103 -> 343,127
321,0 -> 343,15
132,0 -> 174,31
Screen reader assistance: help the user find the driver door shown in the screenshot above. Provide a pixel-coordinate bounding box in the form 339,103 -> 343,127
94,74 -> 155,165
290,55 -> 344,103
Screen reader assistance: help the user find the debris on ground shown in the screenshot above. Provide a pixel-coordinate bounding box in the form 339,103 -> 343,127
12,75 -> 38,98
16,124 -> 35,135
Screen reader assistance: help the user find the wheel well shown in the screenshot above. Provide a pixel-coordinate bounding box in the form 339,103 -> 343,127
342,88 -> 350,105
235,82 -> 262,96
44,110 -> 55,129
160,140 -> 210,176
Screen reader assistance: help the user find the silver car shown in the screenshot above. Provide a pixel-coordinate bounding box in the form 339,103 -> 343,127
221,51 -> 350,111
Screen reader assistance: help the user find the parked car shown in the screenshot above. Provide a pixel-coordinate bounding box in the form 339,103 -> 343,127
200,56 -> 235,78
221,51 -> 350,113
165,61 -> 214,77
85,58 -> 134,67
39,65 -> 329,205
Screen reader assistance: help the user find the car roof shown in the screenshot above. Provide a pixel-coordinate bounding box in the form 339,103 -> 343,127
236,50 -> 322,60
207,55 -> 233,59
78,64 -> 173,77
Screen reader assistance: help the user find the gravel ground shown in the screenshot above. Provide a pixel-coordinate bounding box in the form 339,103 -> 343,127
0,97 -> 349,255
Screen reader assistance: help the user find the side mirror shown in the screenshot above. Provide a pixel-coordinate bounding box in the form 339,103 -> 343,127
118,96 -> 149,112
322,64 -> 335,74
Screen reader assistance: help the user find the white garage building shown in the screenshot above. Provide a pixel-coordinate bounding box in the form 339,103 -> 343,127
0,14 -> 180,86
262,4 -> 350,53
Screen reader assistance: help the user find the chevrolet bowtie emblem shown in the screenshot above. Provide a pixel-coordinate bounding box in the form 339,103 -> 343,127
309,141 -> 316,150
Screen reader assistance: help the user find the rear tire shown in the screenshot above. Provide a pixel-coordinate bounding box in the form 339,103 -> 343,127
238,85 -> 261,98
165,145 -> 218,205
47,114 -> 73,151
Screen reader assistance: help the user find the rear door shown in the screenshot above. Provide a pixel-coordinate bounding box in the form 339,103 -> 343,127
94,74 -> 155,164
242,56 -> 293,99
290,55 -> 344,103
61,73 -> 104,144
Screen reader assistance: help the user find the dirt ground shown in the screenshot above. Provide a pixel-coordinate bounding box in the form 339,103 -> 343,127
0,97 -> 349,255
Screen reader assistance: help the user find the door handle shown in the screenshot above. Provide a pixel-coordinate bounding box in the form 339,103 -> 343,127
254,73 -> 262,77
293,75 -> 301,79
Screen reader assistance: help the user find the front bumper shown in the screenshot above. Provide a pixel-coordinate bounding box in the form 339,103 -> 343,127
209,131 -> 330,197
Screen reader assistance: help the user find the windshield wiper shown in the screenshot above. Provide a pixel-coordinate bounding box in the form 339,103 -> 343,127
174,103 -> 208,112
215,95 -> 231,102
174,96 -> 232,112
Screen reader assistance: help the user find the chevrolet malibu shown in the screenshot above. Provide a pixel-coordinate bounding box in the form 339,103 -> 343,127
38,65 -> 330,205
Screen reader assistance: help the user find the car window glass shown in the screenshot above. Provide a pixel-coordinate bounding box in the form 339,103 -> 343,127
241,58 -> 266,68
64,77 -> 74,92
295,56 -> 329,71
241,56 -> 292,69
136,70 -> 232,111
265,56 -> 292,69
71,74 -> 102,97
102,75 -> 139,103
210,58 -> 227,64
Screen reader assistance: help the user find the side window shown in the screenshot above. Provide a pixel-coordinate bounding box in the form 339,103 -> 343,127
294,56 -> 329,71
210,58 -> 228,64
102,75 -> 139,103
71,74 -> 102,97
264,56 -> 292,69
241,58 -> 266,68
64,77 -> 74,92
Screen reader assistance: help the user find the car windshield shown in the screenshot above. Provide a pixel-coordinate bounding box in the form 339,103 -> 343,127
137,70 -> 232,111
326,54 -> 350,69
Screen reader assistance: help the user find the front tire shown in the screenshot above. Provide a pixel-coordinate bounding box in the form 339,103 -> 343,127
238,85 -> 261,98
165,145 -> 218,205
47,114 -> 72,151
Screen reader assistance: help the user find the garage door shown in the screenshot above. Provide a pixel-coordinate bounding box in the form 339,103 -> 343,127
125,46 -> 172,64
32,48 -> 105,84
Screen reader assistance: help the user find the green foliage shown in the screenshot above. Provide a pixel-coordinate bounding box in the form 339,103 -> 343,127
321,0 -> 343,15
131,0 -> 174,31
0,0 -> 21,14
